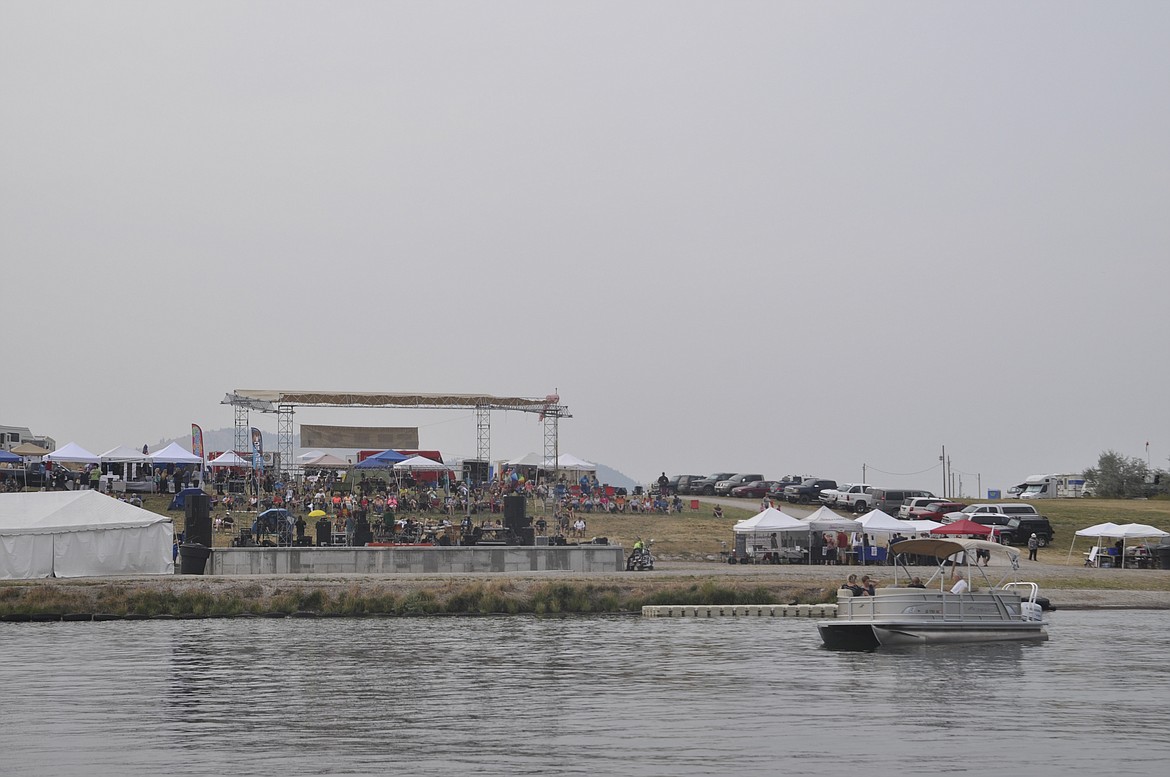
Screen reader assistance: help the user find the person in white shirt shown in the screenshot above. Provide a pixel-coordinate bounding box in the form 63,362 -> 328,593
950,572 -> 969,594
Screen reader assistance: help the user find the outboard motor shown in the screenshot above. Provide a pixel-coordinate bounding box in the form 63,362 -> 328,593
1020,601 -> 1044,622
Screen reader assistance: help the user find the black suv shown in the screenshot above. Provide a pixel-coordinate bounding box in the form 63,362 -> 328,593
1005,517 -> 1055,547
689,472 -> 736,496
783,478 -> 838,504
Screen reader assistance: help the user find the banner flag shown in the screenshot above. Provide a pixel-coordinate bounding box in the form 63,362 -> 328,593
251,427 -> 264,472
191,424 -> 205,460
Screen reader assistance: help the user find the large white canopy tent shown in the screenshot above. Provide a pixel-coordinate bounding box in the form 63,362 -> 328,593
0,490 -> 174,579
208,451 -> 249,468
1068,522 -> 1169,567
733,506 -> 806,533
855,509 -> 909,534
149,442 -> 202,465
44,442 -> 100,465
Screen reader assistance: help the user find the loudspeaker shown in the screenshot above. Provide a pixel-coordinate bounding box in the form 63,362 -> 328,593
185,492 -> 212,547
503,495 -> 527,529
315,519 -> 332,546
517,526 -> 535,546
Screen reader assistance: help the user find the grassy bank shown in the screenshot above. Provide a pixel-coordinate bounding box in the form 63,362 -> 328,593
0,577 -> 830,619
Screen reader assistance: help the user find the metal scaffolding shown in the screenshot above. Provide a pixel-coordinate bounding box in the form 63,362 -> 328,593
277,405 -> 295,476
221,390 -> 571,478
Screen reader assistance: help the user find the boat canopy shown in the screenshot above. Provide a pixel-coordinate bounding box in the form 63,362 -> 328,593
892,537 -> 1020,563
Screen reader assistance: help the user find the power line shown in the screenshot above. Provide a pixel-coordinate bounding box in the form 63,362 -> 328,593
864,462 -> 943,477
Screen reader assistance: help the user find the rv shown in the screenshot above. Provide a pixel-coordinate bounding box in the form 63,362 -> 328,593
1011,473 -> 1085,499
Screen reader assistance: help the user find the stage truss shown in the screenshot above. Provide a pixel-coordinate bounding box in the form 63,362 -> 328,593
221,390 -> 570,476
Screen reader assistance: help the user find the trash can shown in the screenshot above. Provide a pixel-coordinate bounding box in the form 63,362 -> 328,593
1156,544 -> 1170,571
179,543 -> 212,575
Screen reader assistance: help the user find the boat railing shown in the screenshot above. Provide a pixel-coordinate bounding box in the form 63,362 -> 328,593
837,587 -> 1029,623
998,581 -> 1039,604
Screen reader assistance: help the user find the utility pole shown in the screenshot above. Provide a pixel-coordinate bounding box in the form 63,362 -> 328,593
862,463 -> 866,483
940,446 -> 946,498
978,473 -> 982,500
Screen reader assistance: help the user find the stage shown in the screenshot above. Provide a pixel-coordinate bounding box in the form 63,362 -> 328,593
208,544 -> 626,575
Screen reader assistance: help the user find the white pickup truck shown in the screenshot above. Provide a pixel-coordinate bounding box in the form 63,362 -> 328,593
832,484 -> 873,512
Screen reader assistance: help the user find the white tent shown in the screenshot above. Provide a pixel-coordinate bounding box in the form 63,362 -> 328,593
734,507 -> 806,533
0,490 -> 174,579
298,450 -> 326,462
1068,522 -> 1168,567
903,519 -> 945,534
506,452 -> 550,468
394,455 -> 448,470
856,509 -> 908,534
149,442 -> 202,465
800,506 -> 862,531
303,453 -> 349,468
208,451 -> 249,468
45,442 -> 100,465
100,445 -> 148,463
555,453 -> 596,470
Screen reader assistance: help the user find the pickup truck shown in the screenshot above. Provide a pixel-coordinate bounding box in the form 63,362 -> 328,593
823,483 -> 872,511
783,478 -> 838,504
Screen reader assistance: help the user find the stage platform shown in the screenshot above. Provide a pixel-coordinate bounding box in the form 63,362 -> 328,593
209,544 -> 626,575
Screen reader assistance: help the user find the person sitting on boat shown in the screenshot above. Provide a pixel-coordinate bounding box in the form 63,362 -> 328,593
908,576 -> 926,589
950,571 -> 969,594
842,574 -> 865,596
860,575 -> 876,596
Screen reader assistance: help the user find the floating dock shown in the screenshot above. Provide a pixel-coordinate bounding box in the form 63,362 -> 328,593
642,604 -> 837,618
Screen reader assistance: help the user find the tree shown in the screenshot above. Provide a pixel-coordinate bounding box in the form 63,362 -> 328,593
1083,450 -> 1150,499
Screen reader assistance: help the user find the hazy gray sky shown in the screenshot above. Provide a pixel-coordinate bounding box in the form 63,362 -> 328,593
3,2 -> 1168,495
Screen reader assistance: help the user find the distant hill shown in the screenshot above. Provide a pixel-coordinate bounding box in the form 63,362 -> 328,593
155,428 -> 640,489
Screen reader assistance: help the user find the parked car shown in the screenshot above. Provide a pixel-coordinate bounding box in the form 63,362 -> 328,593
766,476 -> 805,501
899,496 -> 951,519
943,503 -> 1042,522
1005,517 -> 1055,547
783,478 -> 838,504
913,501 -> 967,521
715,473 -> 765,496
730,480 -> 782,499
690,472 -> 736,496
870,488 -> 936,517
657,474 -> 705,495
674,475 -> 707,495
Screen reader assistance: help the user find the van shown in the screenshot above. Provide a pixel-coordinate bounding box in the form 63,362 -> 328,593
870,488 -> 936,517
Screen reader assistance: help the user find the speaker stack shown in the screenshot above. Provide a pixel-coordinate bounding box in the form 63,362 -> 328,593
184,492 -> 212,546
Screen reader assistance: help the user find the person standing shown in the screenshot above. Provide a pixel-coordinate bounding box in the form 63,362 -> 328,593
1027,533 -> 1039,561
657,472 -> 669,495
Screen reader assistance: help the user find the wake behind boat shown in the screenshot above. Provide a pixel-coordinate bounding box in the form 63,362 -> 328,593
818,538 -> 1048,650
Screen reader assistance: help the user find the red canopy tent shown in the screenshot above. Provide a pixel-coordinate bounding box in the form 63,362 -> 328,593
929,518 -> 992,536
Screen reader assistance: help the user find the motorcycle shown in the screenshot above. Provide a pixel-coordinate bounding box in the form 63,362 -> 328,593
626,539 -> 655,571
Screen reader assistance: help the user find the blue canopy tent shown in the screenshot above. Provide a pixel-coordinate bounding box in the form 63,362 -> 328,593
168,487 -> 205,511
254,508 -> 293,544
355,449 -> 408,469
0,450 -> 22,463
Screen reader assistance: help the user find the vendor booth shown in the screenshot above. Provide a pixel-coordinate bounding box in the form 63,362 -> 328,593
0,490 -> 174,579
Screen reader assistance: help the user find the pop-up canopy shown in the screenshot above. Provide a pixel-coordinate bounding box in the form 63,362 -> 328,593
45,442 -> 100,465
150,442 -> 202,465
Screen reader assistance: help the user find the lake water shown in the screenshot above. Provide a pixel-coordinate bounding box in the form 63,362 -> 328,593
2,610 -> 1168,776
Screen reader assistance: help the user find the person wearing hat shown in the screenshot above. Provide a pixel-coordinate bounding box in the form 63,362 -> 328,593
1027,532 -> 1040,561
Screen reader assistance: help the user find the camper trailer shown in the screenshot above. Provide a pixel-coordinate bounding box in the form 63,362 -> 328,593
1012,473 -> 1085,499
